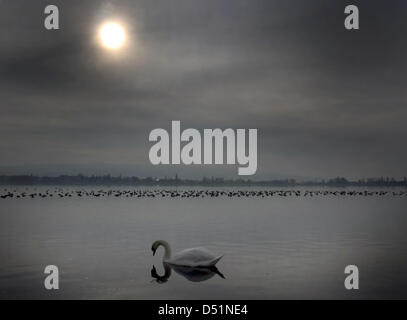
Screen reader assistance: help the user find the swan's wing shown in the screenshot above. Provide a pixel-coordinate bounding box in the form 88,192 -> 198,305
167,247 -> 223,267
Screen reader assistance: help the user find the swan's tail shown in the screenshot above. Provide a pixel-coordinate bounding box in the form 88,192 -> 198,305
208,255 -> 223,266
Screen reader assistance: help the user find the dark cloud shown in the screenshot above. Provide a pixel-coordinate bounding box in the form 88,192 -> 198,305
0,0 -> 406,178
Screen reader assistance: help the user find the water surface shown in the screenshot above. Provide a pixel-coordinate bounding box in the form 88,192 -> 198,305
1,186 -> 407,299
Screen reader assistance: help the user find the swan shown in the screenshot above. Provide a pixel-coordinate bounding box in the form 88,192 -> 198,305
151,240 -> 223,267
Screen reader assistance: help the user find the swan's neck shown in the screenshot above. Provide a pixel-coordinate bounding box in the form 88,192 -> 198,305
159,240 -> 171,260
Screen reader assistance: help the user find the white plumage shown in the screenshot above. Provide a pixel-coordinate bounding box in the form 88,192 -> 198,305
167,247 -> 223,267
152,240 -> 223,267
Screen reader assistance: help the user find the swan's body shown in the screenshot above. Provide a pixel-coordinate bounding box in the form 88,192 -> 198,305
167,247 -> 223,267
151,240 -> 223,267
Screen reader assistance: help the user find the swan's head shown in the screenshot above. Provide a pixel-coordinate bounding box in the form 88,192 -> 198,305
151,240 -> 161,256
151,240 -> 171,258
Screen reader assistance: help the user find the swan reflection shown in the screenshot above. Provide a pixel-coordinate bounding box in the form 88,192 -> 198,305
151,262 -> 225,283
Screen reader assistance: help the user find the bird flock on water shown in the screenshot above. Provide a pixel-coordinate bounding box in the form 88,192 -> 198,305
1,188 -> 406,199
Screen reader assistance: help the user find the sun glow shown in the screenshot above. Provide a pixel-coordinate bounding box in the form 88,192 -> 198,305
99,22 -> 126,49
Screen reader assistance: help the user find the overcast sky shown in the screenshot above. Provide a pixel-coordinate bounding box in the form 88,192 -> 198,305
0,0 -> 406,179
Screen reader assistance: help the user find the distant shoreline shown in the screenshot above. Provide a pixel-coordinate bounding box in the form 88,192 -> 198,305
1,175 -> 406,187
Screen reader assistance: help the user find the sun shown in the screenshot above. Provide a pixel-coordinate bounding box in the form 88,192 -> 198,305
99,22 -> 126,49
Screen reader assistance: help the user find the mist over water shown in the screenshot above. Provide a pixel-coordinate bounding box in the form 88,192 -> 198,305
1,186 -> 407,299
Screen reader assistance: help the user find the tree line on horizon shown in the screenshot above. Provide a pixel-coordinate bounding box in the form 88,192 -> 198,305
0,174 -> 406,187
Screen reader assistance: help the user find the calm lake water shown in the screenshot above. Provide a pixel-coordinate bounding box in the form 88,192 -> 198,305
1,186 -> 407,299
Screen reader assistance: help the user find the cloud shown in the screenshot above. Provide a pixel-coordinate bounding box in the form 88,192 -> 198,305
0,0 -> 406,178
